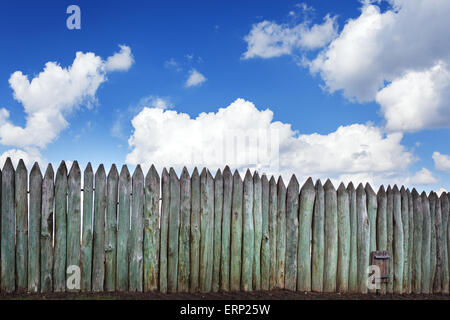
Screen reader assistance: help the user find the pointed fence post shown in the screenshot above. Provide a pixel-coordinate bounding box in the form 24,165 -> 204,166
159,168 -> 169,293
386,186 -> 394,293
54,161 -> 68,292
81,163 -> 94,292
178,167 -> 191,292
433,192 -> 443,293
407,189 -> 414,294
356,184 -> 369,294
421,191 -> 431,294
268,177 -> 278,290
337,183 -> 350,293
376,186 -> 387,294
297,178 -> 315,292
441,193 -> 449,294
167,168 -> 180,293
393,186 -> 404,294
401,187 -> 410,293
261,174 -> 270,291
323,179 -> 338,293
28,163 -> 42,293
284,175 -> 299,292
276,177 -> 287,289
429,192 -> 437,292
41,164 -> 54,293
312,180 -> 325,292
412,189 -> 423,293
212,169 -> 223,292
15,160 -> 28,292
190,168 -> 200,293
252,172 -> 263,291
200,169 -> 214,292
221,167 -> 233,292
230,170 -> 243,291
242,170 -> 254,292
347,182 -> 358,293
105,165 -> 118,292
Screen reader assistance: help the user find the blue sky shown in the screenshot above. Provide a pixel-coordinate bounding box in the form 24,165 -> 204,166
1,0 -> 450,192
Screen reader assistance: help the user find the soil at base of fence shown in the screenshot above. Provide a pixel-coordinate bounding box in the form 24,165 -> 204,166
1,289 -> 449,300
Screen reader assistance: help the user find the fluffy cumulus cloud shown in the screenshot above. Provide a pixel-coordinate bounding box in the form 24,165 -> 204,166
243,14 -> 338,59
308,0 -> 450,131
0,45 -> 134,165
404,168 -> 439,186
126,98 -> 417,187
433,151 -> 450,172
185,69 -> 207,87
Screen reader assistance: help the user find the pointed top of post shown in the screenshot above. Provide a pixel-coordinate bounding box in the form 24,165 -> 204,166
392,185 -> 399,193
324,179 -> 335,191
440,191 -> 448,202
107,164 -> 118,179
378,185 -> 386,195
365,183 -> 375,196
69,160 -> 81,178
57,160 -> 67,175
201,167 -> 207,178
288,175 -> 298,189
261,174 -> 268,184
277,176 -> 285,189
253,171 -> 260,182
223,166 -> 231,178
315,179 -> 323,190
181,167 -> 190,180
244,169 -> 252,181
233,169 -> 241,181
400,185 -> 406,193
16,158 -> 26,172
421,190 -> 428,199
411,188 -> 420,198
347,181 -> 354,191
3,157 -> 13,172
162,167 -> 169,178
191,167 -> 199,178
337,182 -> 346,193
302,177 -> 314,192
96,164 -> 106,178
148,164 -> 159,178
215,168 -> 222,180
356,183 -> 365,193
44,163 -> 54,180
269,176 -> 276,185
85,162 -> 93,173
120,164 -> 130,179
224,165 -> 230,173
30,162 -> 42,178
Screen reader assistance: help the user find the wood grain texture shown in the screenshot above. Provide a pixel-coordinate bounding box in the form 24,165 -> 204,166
105,165 -> 118,292
212,169 -> 223,292
284,175 -> 299,292
41,164 -> 54,293
261,174 -> 270,291
347,182 -> 357,293
421,191 -> 431,294
268,177 -> 278,290
92,165 -> 106,292
275,177 -> 286,289
356,184 -> 369,294
54,162 -> 68,292
144,165 -> 160,292
178,167 -> 191,292
167,168 -> 180,293
242,170 -> 254,292
433,192 -> 442,293
189,168 -> 200,293
429,192 -> 437,292
15,160 -> 28,292
376,186 -> 387,294
159,168 -> 169,293
81,163 -> 94,292
200,169 -> 214,292
337,183 -> 350,293
230,170 -> 243,292
1,159 -> 15,292
407,189 -> 414,294
401,187 -> 410,293
67,162 -> 81,292
28,163 -> 42,293
441,193 -> 449,294
386,186 -> 394,293
220,166 -> 233,292
252,172 -> 262,291
393,186 -> 404,294
323,180 -> 338,293
312,180 -> 325,292
412,189 -> 423,293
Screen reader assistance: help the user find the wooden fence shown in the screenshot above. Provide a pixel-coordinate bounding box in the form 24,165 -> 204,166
1,157 -> 449,294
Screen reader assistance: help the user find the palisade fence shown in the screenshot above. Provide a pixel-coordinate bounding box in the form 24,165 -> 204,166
1,157 -> 449,295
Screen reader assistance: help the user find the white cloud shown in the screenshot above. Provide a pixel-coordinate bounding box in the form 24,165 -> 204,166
243,14 -> 338,59
404,168 -> 439,186
185,69 -> 207,87
433,151 -> 450,172
104,45 -> 134,72
307,0 -> 450,131
0,147 -> 43,169
126,98 -> 414,187
0,45 -> 134,162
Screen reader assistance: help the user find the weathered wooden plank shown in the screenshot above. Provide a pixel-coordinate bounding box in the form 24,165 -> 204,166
324,179 -> 338,293
393,186 -> 404,294
220,166 -> 232,292
200,169 -> 214,292
144,165 -> 160,292
81,163 -> 94,292
105,165 -> 118,292
268,176 -> 278,290
261,174 -> 270,291
441,193 -> 449,294
230,170 -> 243,291
429,192 -> 437,292
92,165 -> 107,292
376,186 -> 387,294
116,165 -> 131,292
252,172 -> 262,291
189,168 -> 200,293
421,191 -> 431,294
433,192 -> 442,293
242,170 -> 254,292
312,180 -> 325,292
212,169 -> 223,292
356,183 -> 369,294
28,162 -> 42,292
54,162 -> 68,292
400,187 -> 409,293
412,189 -> 423,293
1,159 -> 15,292
129,165 -> 145,292
365,183 -> 377,294
347,182 -> 357,293
167,168 -> 180,293
159,168 -> 170,293
15,160 -> 28,292
407,189 -> 414,294
275,177 -> 286,289
284,175 -> 299,292
386,186 -> 394,293
337,183 -> 350,293
67,162 -> 81,292
178,167 -> 191,292
297,178 -> 315,292
41,164 -> 54,293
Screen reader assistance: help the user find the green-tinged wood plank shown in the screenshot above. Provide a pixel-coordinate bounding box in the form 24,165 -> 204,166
116,165 -> 131,292
268,177 -> 278,290
159,168 -> 169,293
105,165 -> 118,292
167,168 -> 180,293
144,165 -> 160,292
407,189 -> 414,294
376,186 -> 387,294
366,184 -> 377,295
230,170 -> 243,291
81,163 -> 94,292
412,189 -> 423,293
356,184 -> 369,294
252,172 -> 262,291
429,192 -> 437,292
189,168 -> 200,293
1,159 -> 15,292
261,174 -> 270,291
386,186 -> 394,293
200,169 -> 214,292
400,187 -> 409,293
433,192 -> 442,293
220,166 -> 232,292
393,186 -> 404,294
129,165 -> 144,292
421,191 -> 431,294
312,180 -> 325,292
92,165 -> 106,292
347,183 -> 358,293
212,169 -> 223,292
324,179 -> 338,293
242,170 -> 254,292
297,178 -> 315,292
276,177 -> 286,289
54,162 -> 68,292
178,167 -> 191,292
441,193 -> 449,294
41,164 -> 54,293
337,183 -> 350,293
284,175 -> 298,292
67,162 -> 81,292
15,160 -> 28,292
28,163 -> 42,292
